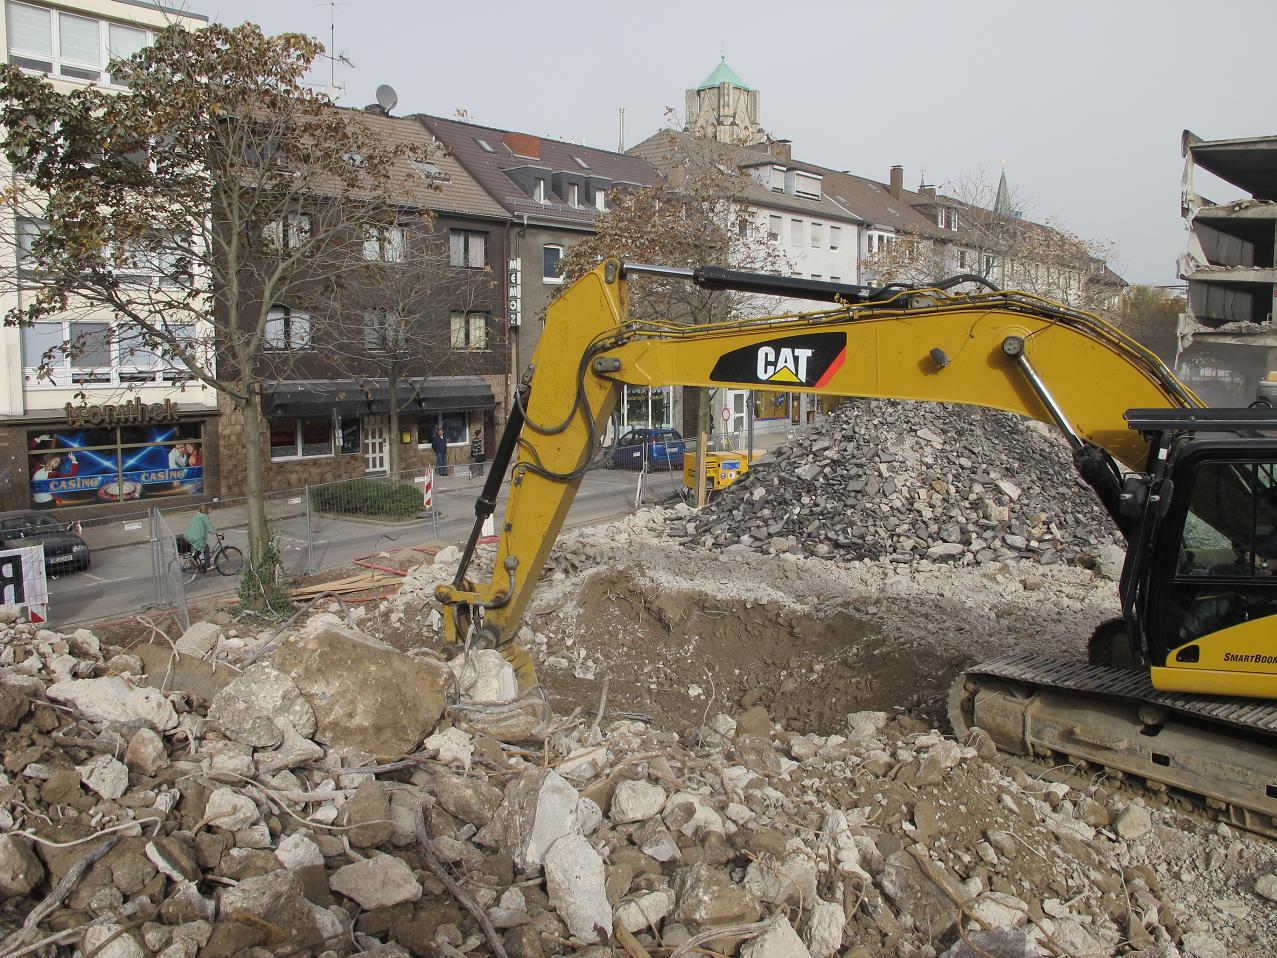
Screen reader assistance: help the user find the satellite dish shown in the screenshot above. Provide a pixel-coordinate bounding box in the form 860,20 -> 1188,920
375,84 -> 398,114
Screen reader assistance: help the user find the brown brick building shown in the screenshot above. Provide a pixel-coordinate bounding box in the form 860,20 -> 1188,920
216,107 -> 513,498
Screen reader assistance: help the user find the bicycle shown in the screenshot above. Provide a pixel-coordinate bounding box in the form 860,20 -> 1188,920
178,532 -> 243,585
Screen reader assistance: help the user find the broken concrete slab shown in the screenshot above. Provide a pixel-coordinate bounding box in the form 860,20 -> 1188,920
273,622 -> 447,759
46,676 -> 178,731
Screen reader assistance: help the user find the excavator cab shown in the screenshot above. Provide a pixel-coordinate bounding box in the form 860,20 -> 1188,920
1124,409 -> 1277,699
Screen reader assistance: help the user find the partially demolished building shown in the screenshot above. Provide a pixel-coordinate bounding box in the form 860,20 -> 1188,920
1178,130 -> 1277,405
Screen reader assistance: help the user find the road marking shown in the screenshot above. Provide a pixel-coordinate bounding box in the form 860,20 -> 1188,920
78,572 -> 135,584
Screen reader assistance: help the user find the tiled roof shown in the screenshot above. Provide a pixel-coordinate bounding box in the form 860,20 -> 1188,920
339,108 -> 508,220
627,130 -> 862,224
415,114 -> 662,226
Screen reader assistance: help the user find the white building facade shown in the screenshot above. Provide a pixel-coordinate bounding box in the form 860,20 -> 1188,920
0,0 -> 213,517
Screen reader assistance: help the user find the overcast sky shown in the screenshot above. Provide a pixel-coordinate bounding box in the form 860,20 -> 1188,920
199,0 -> 1274,286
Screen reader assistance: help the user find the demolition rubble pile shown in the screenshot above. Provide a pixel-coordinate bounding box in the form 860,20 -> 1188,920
3,585 -> 1277,958
679,400 -> 1124,567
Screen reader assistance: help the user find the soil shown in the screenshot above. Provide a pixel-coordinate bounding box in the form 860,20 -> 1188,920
525,567 -> 977,733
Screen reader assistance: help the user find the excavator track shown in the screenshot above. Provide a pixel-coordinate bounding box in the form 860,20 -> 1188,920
948,653 -> 1277,839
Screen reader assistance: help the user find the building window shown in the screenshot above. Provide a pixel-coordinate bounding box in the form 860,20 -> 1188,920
16,216 -> 47,266
811,223 -> 822,249
6,2 -> 151,86
768,215 -> 782,242
620,386 -> 673,430
984,255 -> 995,274
475,138 -> 496,154
22,319 -> 196,385
811,273 -> 822,281
829,226 -> 841,250
829,276 -> 841,283
534,179 -> 545,203
27,422 -> 204,509
363,224 -> 405,262
363,310 -> 406,352
542,245 -> 563,284
263,213 -> 311,252
568,183 -> 580,207
450,311 -> 488,350
958,250 -> 967,269
790,219 -> 802,246
595,189 -> 607,211
264,306 -> 312,351
269,417 -> 333,460
448,229 -> 487,269
418,411 -> 470,446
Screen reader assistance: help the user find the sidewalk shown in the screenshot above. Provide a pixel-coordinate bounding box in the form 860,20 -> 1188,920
80,469 -> 491,553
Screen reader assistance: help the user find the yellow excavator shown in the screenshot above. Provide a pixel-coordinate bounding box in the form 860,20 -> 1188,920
437,259 -> 1277,835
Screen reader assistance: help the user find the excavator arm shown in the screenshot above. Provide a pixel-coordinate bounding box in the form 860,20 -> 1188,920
437,259 -> 1201,689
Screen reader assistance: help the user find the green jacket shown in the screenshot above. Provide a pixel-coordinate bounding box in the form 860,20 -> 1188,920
185,512 -> 215,550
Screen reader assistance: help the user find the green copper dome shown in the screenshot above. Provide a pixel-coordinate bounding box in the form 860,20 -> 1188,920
697,57 -> 752,91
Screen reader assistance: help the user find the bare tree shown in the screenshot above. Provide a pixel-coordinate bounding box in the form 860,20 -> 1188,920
320,215 -> 497,474
0,23 -> 423,575
860,167 -> 1121,311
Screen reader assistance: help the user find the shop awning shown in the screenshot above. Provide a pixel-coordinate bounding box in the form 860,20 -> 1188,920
262,378 -> 495,419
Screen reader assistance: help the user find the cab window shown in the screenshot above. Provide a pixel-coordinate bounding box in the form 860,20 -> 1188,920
1177,462 -> 1277,577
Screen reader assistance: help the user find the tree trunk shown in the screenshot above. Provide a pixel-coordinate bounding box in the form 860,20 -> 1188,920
387,364 -> 401,476
239,392 -> 270,566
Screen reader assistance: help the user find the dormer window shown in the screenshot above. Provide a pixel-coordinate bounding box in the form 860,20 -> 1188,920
534,179 -> 545,203
572,156 -> 590,170
475,138 -> 496,153
937,210 -> 945,228
595,189 -> 607,211
569,183 -> 579,208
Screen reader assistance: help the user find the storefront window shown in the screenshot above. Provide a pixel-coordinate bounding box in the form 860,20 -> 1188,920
620,387 -> 674,430
28,422 -> 203,508
339,418 -> 361,455
417,411 -> 471,446
270,417 -> 333,460
756,390 -> 791,421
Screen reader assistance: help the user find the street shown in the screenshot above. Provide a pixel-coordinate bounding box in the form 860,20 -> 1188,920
45,465 -> 687,627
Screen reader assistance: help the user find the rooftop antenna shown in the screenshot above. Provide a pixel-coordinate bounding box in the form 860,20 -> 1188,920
618,107 -> 625,152
376,84 -> 398,114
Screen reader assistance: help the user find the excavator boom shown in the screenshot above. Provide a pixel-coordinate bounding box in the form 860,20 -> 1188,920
437,260 -> 1198,685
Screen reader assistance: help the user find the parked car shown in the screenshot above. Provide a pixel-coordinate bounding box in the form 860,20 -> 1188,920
0,510 -> 91,573
607,428 -> 686,471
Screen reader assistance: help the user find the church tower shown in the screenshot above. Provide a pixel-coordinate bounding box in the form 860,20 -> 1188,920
684,58 -> 762,145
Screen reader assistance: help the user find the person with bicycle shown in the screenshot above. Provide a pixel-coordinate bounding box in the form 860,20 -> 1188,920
185,503 -> 216,573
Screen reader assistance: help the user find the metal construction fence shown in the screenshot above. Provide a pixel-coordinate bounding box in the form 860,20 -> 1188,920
147,508 -> 190,632
44,430 -> 797,629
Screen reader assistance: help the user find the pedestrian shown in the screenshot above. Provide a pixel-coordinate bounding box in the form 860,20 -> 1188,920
430,425 -> 449,476
184,503 -> 216,571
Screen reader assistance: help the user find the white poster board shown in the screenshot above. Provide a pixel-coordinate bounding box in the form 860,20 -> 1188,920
0,546 -> 48,623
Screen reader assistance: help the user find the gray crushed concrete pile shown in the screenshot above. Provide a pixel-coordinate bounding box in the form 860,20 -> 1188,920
678,399 -> 1126,568
2,602 -> 1276,956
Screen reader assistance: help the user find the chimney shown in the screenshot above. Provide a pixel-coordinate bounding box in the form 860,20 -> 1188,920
770,139 -> 792,163
889,165 -> 903,200
502,132 -> 541,159
919,184 -> 937,200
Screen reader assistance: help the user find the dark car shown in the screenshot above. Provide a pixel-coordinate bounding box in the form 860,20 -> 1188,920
0,510 -> 91,573
607,428 -> 686,471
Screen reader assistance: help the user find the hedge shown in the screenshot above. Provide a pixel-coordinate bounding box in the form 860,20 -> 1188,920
309,479 -> 421,518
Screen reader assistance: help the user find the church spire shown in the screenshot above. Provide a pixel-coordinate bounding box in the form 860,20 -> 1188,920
994,164 -> 1012,217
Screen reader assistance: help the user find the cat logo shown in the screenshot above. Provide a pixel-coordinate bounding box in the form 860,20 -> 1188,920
709,332 -> 847,388
757,346 -> 814,383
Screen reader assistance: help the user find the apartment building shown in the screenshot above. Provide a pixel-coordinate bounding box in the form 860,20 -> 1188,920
0,0 -> 212,517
